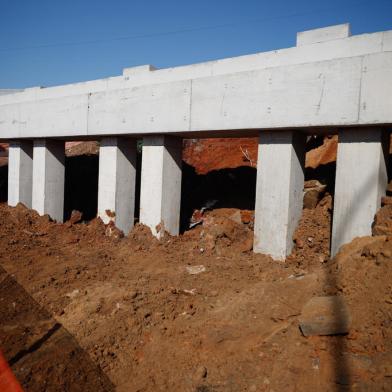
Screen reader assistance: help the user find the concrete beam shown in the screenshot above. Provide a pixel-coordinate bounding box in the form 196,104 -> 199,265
97,137 -> 137,234
297,24 -> 351,46
2,50 -> 392,139
32,139 -> 65,222
1,25 -> 392,141
254,131 -> 305,260
8,140 -> 33,207
123,64 -> 157,76
0,89 -> 24,96
140,135 -> 182,238
1,26 -> 388,109
331,128 -> 388,256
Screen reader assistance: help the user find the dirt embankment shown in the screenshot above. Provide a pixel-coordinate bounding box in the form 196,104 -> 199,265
0,196 -> 392,391
183,135 -> 338,175
0,137 -> 392,391
183,134 -> 392,175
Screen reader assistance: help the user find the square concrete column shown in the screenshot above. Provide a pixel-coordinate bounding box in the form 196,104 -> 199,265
32,139 -> 65,222
254,131 -> 305,260
140,135 -> 182,238
8,140 -> 33,207
97,137 -> 137,234
331,128 -> 388,256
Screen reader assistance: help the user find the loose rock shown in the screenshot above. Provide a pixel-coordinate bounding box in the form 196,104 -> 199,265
299,296 -> 351,336
303,180 -> 327,209
186,265 -> 206,275
194,365 -> 207,381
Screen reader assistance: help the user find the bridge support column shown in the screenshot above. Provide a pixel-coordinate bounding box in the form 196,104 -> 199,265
8,140 -> 33,207
97,137 -> 137,234
140,135 -> 182,238
331,128 -> 388,256
32,139 -> 65,222
254,131 -> 305,260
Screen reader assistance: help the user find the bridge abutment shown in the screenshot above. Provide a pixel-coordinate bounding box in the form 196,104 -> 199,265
4,127 -> 390,259
331,128 -> 389,256
2,24 -> 391,257
139,135 -> 182,238
254,131 -> 306,260
8,140 -> 33,208
32,139 -> 65,222
97,137 -> 137,234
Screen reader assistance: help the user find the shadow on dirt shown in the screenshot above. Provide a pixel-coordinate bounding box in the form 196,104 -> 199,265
323,132 -> 391,391
0,265 -> 115,392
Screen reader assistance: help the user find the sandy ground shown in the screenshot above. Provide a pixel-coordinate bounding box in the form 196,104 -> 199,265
1,197 -> 392,392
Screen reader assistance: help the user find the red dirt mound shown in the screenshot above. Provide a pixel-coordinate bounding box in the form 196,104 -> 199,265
0,199 -> 391,391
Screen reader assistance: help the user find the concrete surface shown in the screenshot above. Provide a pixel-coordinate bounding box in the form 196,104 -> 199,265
254,131 -> 305,260
0,89 -> 24,96
32,140 -> 65,222
296,24 -> 351,46
97,137 -> 137,234
139,136 -> 182,238
331,128 -> 388,256
8,140 -> 33,208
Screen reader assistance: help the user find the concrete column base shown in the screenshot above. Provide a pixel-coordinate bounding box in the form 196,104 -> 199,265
140,135 -> 182,238
8,140 -> 33,208
254,131 -> 305,260
97,137 -> 137,234
32,139 -> 65,222
331,128 -> 388,256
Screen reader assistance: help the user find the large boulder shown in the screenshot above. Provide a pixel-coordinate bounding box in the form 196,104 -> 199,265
305,135 -> 337,169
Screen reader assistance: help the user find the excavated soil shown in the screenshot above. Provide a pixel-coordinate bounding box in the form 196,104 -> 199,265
1,139 -> 392,391
1,197 -> 392,391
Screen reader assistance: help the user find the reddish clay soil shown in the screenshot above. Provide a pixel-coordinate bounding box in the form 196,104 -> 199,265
183,134 -> 392,175
183,136 -> 339,175
1,196 -> 392,391
0,142 -> 98,168
65,141 -> 99,157
1,137 -> 392,391
0,143 -> 8,168
183,138 -> 258,174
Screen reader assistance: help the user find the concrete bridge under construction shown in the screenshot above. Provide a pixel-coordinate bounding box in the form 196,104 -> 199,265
1,23 -> 391,260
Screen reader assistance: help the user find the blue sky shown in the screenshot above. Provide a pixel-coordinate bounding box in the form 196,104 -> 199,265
0,0 -> 391,88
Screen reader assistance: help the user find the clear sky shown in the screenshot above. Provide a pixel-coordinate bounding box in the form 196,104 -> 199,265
0,0 -> 391,89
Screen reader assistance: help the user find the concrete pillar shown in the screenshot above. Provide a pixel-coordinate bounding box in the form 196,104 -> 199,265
32,139 -> 65,222
97,137 -> 137,234
331,128 -> 388,256
140,135 -> 182,238
8,140 -> 33,207
254,131 -> 305,260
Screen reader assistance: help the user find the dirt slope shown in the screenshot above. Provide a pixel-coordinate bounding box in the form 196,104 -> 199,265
183,136 -> 339,174
0,201 -> 391,391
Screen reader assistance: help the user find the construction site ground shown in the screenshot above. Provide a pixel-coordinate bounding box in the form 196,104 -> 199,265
1,198 -> 392,391
1,138 -> 392,391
